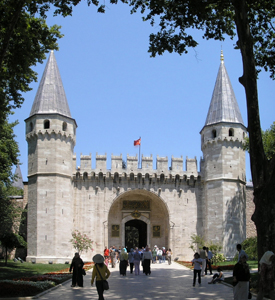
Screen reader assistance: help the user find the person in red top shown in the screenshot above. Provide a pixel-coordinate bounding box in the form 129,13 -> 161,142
104,246 -> 109,259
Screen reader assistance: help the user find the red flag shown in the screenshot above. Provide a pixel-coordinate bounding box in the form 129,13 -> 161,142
134,138 -> 141,146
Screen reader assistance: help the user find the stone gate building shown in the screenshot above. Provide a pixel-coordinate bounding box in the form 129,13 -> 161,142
25,50 -> 247,263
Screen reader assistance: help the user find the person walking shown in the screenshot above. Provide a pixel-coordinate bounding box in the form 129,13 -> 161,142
233,254 -> 250,300
191,252 -> 203,287
142,247 -> 153,275
133,248 -> 141,275
69,253 -> 84,287
256,251 -> 275,300
205,247 -> 213,275
110,249 -> 116,268
157,247 -> 163,263
104,246 -> 109,260
152,246 -> 157,263
119,248 -> 128,276
199,246 -> 207,276
128,248 -> 135,274
236,244 -> 248,262
91,254 -> 110,300
166,248 -> 172,265
162,247 -> 166,263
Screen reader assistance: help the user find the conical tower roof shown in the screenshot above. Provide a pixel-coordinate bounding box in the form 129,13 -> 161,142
12,164 -> 24,190
204,51 -> 244,127
29,51 -> 71,118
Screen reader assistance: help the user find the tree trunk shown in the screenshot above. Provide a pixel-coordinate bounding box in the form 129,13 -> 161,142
5,246 -> 8,266
233,0 -> 275,261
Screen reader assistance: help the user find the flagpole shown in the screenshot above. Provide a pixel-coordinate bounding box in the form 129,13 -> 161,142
139,136 -> 141,168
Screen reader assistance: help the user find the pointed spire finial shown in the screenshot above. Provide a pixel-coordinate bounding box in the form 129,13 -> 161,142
220,49 -> 224,62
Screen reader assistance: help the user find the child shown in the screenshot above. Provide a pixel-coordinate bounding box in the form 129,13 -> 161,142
191,252 -> 203,287
208,267 -> 224,284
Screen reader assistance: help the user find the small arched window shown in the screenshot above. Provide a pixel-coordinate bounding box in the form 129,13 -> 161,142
83,172 -> 88,180
212,129 -> 216,138
44,120 -> 50,129
62,122 -> 67,131
229,128 -> 234,137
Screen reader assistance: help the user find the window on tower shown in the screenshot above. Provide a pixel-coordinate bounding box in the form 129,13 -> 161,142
29,122 -> 33,133
62,122 -> 67,131
44,120 -> 50,129
212,129 -> 217,138
229,128 -> 234,136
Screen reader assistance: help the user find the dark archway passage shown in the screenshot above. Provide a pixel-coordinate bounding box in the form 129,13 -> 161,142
125,219 -> 147,251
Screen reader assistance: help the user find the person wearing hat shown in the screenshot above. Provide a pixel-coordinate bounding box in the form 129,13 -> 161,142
69,253 -> 84,287
91,254 -> 111,300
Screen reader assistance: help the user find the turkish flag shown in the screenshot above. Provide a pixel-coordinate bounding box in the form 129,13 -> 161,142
134,138 -> 141,146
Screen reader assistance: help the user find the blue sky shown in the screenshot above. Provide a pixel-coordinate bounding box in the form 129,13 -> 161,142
10,2 -> 275,182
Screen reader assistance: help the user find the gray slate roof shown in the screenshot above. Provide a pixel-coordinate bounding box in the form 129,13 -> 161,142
29,51 -> 71,118
204,51 -> 244,126
12,165 -> 24,189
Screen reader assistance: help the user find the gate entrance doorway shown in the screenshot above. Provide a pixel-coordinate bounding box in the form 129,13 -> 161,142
125,220 -> 147,250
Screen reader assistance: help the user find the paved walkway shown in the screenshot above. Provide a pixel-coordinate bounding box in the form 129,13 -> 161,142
39,262 -> 256,300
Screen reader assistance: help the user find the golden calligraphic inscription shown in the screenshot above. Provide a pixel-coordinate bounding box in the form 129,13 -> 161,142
131,210 -> 141,219
153,225 -> 161,238
122,200 -> 150,210
111,225 -> 120,237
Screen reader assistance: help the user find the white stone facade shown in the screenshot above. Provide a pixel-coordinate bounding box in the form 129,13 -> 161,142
25,51 -> 247,263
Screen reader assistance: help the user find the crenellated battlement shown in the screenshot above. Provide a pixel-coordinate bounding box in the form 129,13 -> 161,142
73,153 -> 200,180
201,135 -> 245,150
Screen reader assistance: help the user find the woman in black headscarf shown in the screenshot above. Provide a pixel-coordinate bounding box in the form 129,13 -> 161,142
69,252 -> 84,287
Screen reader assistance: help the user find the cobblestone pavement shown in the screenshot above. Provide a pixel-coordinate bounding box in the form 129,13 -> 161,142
38,261 -> 256,300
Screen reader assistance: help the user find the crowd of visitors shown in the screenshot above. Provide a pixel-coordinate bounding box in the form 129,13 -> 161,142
69,243 -> 275,300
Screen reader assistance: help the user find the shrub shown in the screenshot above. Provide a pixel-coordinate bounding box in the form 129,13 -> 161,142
212,253 -> 226,265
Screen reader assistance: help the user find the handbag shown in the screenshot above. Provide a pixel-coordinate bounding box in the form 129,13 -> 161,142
95,265 -> 109,290
82,268 -> 86,276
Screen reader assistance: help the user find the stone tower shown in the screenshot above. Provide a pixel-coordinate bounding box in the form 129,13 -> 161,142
200,51 -> 247,257
25,51 -> 77,263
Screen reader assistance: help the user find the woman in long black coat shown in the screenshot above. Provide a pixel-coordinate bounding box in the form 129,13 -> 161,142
70,253 -> 84,287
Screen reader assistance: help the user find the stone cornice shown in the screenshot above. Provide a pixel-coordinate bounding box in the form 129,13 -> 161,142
204,177 -> 246,185
26,130 -> 76,145
201,136 -> 244,150
28,172 -> 72,179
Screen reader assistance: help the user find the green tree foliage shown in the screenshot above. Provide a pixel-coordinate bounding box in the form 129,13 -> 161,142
189,234 -> 223,263
0,232 -> 26,265
0,118 -> 19,185
243,122 -> 275,160
123,0 -> 275,263
0,0 -> 106,187
242,237 -> 258,260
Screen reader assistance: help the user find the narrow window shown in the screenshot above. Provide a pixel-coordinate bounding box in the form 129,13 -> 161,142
44,120 -> 50,129
229,128 -> 234,136
62,122 -> 67,131
29,122 -> 33,132
212,129 -> 216,138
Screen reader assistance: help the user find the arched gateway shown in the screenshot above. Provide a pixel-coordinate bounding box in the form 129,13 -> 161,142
108,189 -> 170,250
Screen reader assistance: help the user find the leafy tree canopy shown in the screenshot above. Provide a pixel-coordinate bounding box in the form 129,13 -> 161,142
243,122 -> 275,160
0,118 -> 19,186
124,0 -> 275,79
